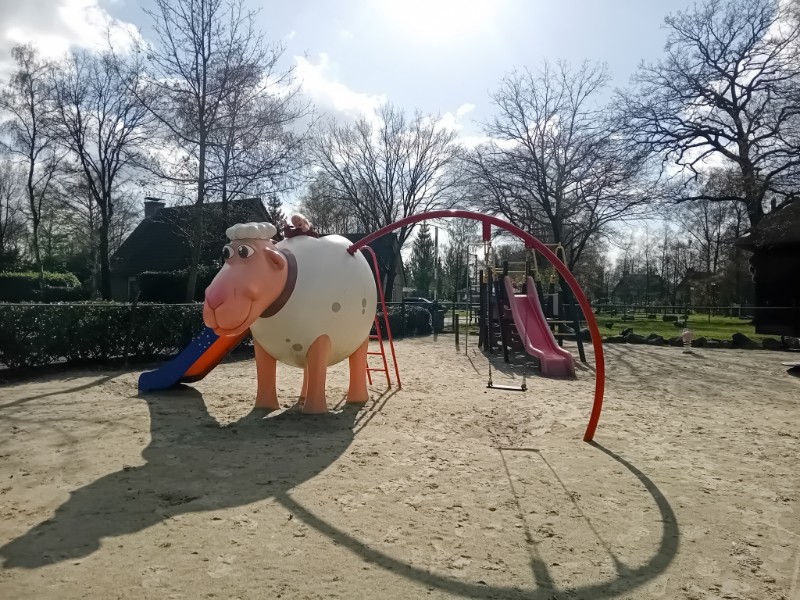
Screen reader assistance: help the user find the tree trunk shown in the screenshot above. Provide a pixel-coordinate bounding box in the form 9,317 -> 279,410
27,166 -> 43,288
185,141 -> 206,302
185,205 -> 204,302
98,209 -> 112,300
741,165 -> 764,227
31,215 -> 42,285
221,176 -> 228,225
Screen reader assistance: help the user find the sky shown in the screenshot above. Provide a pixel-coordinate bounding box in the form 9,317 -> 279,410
0,0 -> 698,143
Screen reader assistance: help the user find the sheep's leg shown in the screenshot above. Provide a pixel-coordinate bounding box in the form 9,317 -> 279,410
300,367 -> 309,400
301,335 -> 330,414
253,340 -> 279,410
346,337 -> 369,404
291,367 -> 308,410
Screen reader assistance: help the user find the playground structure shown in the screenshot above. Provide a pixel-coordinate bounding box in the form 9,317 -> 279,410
349,210 -> 604,442
466,239 -> 585,380
139,210 -> 605,442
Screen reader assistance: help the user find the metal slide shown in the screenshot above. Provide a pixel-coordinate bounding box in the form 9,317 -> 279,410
502,276 -> 576,378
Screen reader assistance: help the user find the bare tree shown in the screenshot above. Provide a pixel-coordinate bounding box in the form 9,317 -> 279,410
49,168 -> 139,296
468,61 -> 653,270
569,235 -> 609,300
0,44 -> 62,283
295,172 -> 356,235
440,218 -> 478,301
205,57 -> 312,213
677,200 -> 733,274
132,0 -> 286,301
0,159 -> 26,267
618,0 -> 800,226
311,104 -> 463,298
51,50 -> 153,299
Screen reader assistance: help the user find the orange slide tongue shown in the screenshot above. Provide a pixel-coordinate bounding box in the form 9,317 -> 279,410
182,331 -> 249,382
138,327 -> 249,392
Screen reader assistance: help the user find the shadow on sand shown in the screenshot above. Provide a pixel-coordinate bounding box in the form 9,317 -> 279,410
275,441 -> 680,599
1,386 -> 679,598
0,385 -> 359,569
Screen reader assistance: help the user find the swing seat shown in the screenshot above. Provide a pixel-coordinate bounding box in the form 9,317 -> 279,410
487,381 -> 527,392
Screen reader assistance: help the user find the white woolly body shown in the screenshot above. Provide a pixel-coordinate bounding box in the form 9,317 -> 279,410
248,235 -> 377,368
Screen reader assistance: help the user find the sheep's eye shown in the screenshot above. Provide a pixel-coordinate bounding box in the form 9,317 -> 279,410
237,244 -> 255,259
222,245 -> 233,260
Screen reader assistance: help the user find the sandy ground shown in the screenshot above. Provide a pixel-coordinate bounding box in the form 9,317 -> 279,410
0,337 -> 798,600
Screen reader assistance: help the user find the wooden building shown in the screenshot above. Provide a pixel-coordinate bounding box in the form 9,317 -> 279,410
736,201 -> 800,336
110,198 -> 271,301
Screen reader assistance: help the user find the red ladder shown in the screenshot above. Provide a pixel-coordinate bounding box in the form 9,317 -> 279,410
360,246 -> 401,389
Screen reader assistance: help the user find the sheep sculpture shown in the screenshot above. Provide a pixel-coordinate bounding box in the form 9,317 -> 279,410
203,221 -> 377,414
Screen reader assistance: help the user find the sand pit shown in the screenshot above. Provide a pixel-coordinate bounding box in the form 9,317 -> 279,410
0,338 -> 798,599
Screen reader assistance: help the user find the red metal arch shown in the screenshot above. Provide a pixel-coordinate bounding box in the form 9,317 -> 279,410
348,210 -> 604,442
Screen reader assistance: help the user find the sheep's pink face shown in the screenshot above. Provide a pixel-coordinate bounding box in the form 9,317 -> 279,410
203,238 -> 288,337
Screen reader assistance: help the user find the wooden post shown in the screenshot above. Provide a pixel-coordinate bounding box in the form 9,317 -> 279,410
500,260 -> 510,363
478,269 -> 485,349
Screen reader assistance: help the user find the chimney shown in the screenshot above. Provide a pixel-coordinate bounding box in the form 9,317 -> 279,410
144,197 -> 165,219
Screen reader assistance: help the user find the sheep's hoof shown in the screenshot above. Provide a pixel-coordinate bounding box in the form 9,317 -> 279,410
346,390 -> 369,404
300,397 -> 328,414
253,398 -> 279,411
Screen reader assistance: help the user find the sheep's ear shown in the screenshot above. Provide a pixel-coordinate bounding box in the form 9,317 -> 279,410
264,246 -> 286,270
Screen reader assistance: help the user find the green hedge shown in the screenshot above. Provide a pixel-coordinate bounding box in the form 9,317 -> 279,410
0,303 -> 205,370
0,302 -> 434,371
0,271 -> 84,302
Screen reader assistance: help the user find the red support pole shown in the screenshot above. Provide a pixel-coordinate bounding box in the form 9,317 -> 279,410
348,210 -> 604,442
482,220 -> 491,242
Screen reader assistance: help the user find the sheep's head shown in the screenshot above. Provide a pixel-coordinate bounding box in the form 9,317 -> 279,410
203,222 -> 289,337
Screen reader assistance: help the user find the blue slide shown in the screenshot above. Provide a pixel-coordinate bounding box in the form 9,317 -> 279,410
138,327 -> 247,393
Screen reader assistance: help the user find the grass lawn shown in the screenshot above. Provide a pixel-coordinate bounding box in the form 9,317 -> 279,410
449,308 -> 769,342
594,313 -> 767,341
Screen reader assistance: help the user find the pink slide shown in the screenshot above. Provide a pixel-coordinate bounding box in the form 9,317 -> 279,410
503,276 -> 576,378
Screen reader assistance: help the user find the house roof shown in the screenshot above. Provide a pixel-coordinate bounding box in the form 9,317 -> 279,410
111,198 -> 271,276
736,200 -> 800,251
675,269 -> 723,292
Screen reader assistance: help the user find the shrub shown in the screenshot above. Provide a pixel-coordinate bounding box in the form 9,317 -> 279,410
374,305 -> 433,338
663,314 -> 680,322
0,300 -> 434,372
647,314 -> 657,320
0,271 -> 81,302
414,307 -> 433,335
0,302 -> 205,370
41,285 -> 89,302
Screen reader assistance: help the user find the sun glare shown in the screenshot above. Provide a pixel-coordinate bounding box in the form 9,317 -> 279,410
379,0 -> 499,44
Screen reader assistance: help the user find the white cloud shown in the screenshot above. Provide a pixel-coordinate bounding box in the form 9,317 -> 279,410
456,103 -> 476,117
294,52 -> 386,122
292,54 -> 492,161
1,0 -> 139,73
457,134 -> 493,149
434,111 -> 462,132
286,30 -> 297,40
421,103 -> 487,147
339,29 -> 354,40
